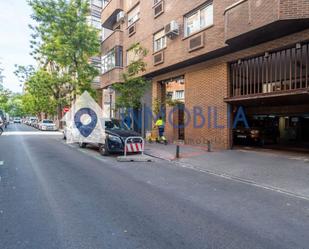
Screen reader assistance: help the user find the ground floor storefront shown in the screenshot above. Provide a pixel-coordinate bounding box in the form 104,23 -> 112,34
151,29 -> 309,151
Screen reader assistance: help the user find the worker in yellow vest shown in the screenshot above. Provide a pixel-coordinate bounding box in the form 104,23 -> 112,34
155,116 -> 167,145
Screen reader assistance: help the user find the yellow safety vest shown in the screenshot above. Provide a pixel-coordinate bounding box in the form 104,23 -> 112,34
155,119 -> 164,126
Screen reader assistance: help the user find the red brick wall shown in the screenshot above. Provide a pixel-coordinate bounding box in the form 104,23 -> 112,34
151,29 -> 309,149
280,0 -> 309,19
185,63 -> 230,149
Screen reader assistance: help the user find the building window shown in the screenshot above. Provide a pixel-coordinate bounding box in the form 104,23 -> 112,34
101,46 -> 123,74
184,2 -> 213,37
166,91 -> 173,99
128,4 -> 140,27
175,90 -> 184,100
126,49 -> 136,66
153,29 -> 166,52
102,0 -> 110,8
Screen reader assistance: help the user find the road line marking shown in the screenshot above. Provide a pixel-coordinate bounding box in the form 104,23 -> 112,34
2,131 -> 62,136
175,161 -> 309,202
0,161 -> 4,166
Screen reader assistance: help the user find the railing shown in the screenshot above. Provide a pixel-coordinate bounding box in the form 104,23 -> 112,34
230,42 -> 309,97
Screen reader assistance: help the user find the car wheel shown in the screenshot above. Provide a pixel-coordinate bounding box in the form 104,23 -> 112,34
79,142 -> 87,148
99,143 -> 109,156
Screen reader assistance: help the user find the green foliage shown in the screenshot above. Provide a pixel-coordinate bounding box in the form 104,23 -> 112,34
14,65 -> 35,83
24,69 -> 68,115
0,88 -> 12,113
28,0 -> 100,95
15,0 -> 101,118
113,43 -> 149,110
165,97 -> 183,107
6,94 -> 26,117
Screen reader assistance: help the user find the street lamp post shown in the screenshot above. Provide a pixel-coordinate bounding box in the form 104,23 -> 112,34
108,87 -> 113,118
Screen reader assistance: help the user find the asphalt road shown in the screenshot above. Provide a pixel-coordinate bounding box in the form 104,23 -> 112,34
1,124 -> 309,249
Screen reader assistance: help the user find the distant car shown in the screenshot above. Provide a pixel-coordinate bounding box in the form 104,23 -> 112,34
32,119 -> 40,128
38,119 -> 57,131
13,117 -> 21,124
78,118 -> 141,156
28,117 -> 38,126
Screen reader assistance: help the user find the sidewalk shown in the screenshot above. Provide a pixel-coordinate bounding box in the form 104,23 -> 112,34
144,143 -> 309,199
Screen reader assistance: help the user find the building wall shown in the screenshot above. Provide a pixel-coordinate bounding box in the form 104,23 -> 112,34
119,0 -> 233,74
152,28 -> 309,149
100,0 -> 309,147
101,0 -> 309,84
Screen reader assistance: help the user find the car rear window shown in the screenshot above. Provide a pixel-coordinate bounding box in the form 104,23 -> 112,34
43,120 -> 53,124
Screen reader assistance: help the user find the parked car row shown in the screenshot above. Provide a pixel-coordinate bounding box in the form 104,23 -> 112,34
24,117 -> 58,131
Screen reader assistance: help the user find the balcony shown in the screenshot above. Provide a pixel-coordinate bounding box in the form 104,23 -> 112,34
101,30 -> 123,55
101,68 -> 123,88
226,42 -> 309,106
224,0 -> 309,45
101,0 -> 123,30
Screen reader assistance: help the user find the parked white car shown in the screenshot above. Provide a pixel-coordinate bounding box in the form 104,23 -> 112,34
13,117 -> 21,123
38,119 -> 57,131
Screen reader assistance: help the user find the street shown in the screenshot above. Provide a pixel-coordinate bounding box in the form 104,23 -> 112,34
0,124 -> 308,249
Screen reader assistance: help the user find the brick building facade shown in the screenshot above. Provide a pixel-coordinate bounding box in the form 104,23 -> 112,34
100,0 -> 309,149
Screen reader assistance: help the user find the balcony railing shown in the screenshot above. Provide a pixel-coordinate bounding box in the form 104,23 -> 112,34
229,42 -> 309,98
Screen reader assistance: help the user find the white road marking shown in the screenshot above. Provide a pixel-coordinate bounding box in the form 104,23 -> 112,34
175,160 -> 309,202
0,161 -> 4,166
2,131 -> 62,136
61,140 -> 309,201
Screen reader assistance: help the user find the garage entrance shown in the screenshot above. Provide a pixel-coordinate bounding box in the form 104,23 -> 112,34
233,109 -> 309,150
227,42 -> 309,152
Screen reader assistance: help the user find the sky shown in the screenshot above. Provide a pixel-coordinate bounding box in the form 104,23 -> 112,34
0,0 -> 36,93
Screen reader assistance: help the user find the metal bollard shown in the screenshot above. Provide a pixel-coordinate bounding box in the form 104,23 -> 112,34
207,140 -> 211,152
176,145 -> 180,159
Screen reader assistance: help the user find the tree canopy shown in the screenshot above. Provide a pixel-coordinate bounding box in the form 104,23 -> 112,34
113,43 -> 149,110
28,0 -> 100,96
13,0 -> 101,119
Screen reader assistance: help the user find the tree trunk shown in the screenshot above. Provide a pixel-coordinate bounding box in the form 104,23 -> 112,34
57,104 -> 63,129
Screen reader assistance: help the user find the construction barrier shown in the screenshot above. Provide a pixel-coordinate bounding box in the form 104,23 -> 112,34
124,136 -> 145,157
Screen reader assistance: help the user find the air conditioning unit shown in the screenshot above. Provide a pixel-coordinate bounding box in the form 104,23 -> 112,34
165,20 -> 179,38
116,11 -> 125,23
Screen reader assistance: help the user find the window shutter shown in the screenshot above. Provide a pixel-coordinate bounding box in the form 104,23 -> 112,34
128,23 -> 136,37
154,1 -> 164,18
189,34 -> 204,52
153,51 -> 164,65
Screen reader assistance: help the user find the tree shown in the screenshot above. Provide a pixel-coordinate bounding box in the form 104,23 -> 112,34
0,88 -> 12,112
25,69 -> 68,117
14,65 -> 35,86
113,43 -> 149,110
22,93 -> 39,115
28,0 -> 100,96
6,94 -> 26,117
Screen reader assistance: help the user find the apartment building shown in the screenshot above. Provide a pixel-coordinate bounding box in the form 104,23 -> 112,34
100,0 -> 309,150
88,0 -> 104,105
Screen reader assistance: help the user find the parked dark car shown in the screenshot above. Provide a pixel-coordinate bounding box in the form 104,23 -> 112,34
233,118 -> 279,146
78,119 -> 142,156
